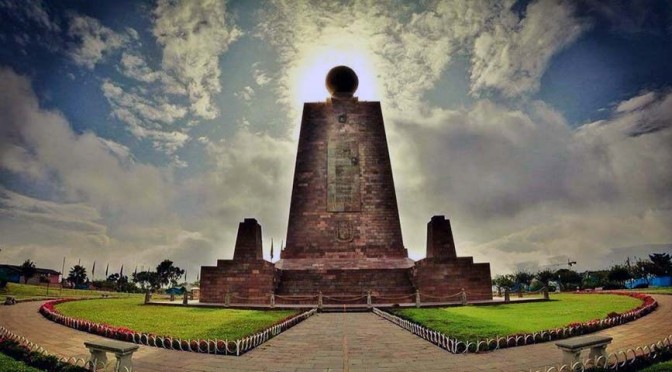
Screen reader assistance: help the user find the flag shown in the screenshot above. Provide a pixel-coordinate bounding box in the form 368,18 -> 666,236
119,265 -> 124,277
105,263 -> 109,277
92,261 -> 96,278
184,270 -> 187,282
270,238 -> 274,260
134,266 -> 137,278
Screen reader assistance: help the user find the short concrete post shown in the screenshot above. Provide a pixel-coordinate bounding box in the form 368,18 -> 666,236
318,291 -> 323,310
415,290 -> 421,308
182,291 -> 188,305
366,290 -> 372,308
543,286 -> 549,300
224,292 -> 230,307
270,293 -> 275,308
170,293 -> 175,302
460,288 -> 467,305
518,288 -> 523,298
504,288 -> 510,303
143,291 -> 151,304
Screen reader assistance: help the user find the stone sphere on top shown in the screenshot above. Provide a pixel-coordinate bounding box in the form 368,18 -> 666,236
326,66 -> 358,98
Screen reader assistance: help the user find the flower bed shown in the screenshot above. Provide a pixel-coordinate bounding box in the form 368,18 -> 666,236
375,291 -> 658,354
39,298 -> 317,356
0,327 -> 88,371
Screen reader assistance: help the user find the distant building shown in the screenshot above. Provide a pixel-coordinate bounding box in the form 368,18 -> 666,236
0,264 -> 61,285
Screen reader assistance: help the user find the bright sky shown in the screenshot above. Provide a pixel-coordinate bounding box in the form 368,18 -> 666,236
0,0 -> 671,279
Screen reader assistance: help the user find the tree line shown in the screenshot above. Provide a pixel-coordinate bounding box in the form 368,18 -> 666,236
492,253 -> 671,294
64,259 -> 187,292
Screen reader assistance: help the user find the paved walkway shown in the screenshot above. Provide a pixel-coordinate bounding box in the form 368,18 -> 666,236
1,296 -> 671,371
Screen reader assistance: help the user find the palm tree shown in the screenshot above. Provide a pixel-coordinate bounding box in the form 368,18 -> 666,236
68,265 -> 88,286
20,259 -> 36,284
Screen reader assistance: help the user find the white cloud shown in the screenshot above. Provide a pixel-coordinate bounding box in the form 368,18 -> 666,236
0,68 -> 189,271
616,91 -> 657,113
469,0 -> 589,97
256,0 -> 586,122
235,86 -> 255,101
253,66 -> 271,86
389,92 -> 672,273
118,52 -> 186,95
0,68 -> 173,215
101,80 -> 189,155
67,14 -> 129,69
153,0 -> 242,119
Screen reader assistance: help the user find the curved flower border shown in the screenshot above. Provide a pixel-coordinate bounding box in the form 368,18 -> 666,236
39,299 -> 317,356
374,291 -> 658,354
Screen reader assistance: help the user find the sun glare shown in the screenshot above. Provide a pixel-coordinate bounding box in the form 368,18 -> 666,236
291,45 -> 380,106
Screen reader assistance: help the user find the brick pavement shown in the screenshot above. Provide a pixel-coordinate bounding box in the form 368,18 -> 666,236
1,296 -> 670,371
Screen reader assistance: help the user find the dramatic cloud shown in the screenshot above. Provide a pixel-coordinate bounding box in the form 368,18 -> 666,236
0,68 -> 174,260
67,14 -> 130,69
389,92 -> 672,272
118,52 -> 186,95
153,0 -> 241,119
469,0 -> 589,97
101,80 -> 189,156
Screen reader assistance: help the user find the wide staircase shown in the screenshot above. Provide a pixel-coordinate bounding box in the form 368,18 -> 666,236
275,268 -> 416,305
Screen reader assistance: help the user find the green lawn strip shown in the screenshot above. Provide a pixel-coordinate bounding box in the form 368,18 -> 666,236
640,359 -> 672,371
1,283 -> 142,300
0,352 -> 42,372
392,294 -> 642,341
55,297 -> 298,340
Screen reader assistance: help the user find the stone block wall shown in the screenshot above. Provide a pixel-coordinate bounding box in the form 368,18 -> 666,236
283,100 -> 406,259
199,260 -> 277,304
413,257 -> 493,301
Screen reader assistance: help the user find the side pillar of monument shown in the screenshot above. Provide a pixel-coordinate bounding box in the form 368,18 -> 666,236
200,218 -> 278,304
413,215 -> 492,301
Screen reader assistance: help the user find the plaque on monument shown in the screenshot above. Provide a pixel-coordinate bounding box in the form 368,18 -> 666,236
327,134 -> 361,212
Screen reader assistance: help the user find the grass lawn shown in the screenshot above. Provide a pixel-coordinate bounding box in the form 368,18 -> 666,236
0,353 -> 41,372
640,359 -> 672,371
392,293 -> 642,341
0,282 -> 141,300
55,297 -> 299,340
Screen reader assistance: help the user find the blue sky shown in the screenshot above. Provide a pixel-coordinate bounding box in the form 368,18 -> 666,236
0,0 -> 670,278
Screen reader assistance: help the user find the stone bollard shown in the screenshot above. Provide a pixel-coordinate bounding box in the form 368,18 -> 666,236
415,290 -> 421,308
270,293 -> 275,308
144,291 -> 151,304
504,288 -> 510,303
182,291 -> 188,305
224,292 -> 231,307
543,286 -> 549,300
366,290 -> 372,309
318,291 -> 323,310
170,293 -> 175,302
460,288 -> 467,305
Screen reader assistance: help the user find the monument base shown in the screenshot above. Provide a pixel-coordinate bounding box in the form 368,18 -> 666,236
275,267 -> 415,305
200,260 -> 277,304
413,257 -> 493,301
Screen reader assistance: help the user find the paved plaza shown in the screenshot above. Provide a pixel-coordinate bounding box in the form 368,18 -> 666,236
1,295 -> 671,371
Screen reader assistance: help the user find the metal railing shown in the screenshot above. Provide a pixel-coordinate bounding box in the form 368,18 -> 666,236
528,334 -> 672,371
372,291 -> 658,354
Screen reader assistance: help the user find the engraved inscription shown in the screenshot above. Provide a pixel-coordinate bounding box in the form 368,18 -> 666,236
327,136 -> 361,212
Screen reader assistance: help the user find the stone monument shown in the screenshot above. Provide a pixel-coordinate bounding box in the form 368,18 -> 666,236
200,66 -> 492,304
